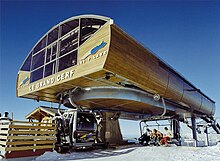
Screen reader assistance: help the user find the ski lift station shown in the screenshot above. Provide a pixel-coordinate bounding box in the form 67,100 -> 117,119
14,14 -> 219,149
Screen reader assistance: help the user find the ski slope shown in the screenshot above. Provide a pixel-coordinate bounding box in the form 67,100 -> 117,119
33,143 -> 220,161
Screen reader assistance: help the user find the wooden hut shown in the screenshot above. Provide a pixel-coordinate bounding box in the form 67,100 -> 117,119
26,106 -> 65,123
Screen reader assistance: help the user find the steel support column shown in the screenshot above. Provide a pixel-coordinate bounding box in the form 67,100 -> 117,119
191,116 -> 198,147
205,126 -> 209,146
172,115 -> 181,145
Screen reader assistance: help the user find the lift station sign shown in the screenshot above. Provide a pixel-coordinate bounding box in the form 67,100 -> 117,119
79,41 -> 107,65
29,70 -> 75,92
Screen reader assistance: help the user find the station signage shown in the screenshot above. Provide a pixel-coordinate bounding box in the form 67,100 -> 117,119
79,50 -> 107,65
79,41 -> 108,65
29,70 -> 75,92
80,41 -> 107,60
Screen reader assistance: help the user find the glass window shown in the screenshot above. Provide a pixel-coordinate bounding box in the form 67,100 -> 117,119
76,113 -> 97,131
48,27 -> 58,45
52,43 -> 57,60
21,53 -> 32,71
60,32 -> 78,56
80,18 -> 106,44
32,50 -> 45,70
44,61 -> 56,78
46,43 -> 57,63
30,67 -> 43,83
33,36 -> 46,54
61,19 -> 79,36
81,18 -> 106,28
58,50 -> 77,72
81,27 -> 97,40
46,47 -> 51,63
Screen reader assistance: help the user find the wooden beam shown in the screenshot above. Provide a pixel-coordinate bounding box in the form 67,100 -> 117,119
5,145 -> 54,151
8,130 -> 56,135
0,129 -> 9,135
6,140 -> 55,146
11,120 -> 55,126
0,146 -> 5,151
9,125 -> 55,130
0,136 -> 7,140
0,125 -> 9,129
0,141 -> 7,146
7,135 -> 56,140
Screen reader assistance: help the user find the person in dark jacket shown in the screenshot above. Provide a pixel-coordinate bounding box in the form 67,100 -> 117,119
0,111 -> 12,125
138,128 -> 151,146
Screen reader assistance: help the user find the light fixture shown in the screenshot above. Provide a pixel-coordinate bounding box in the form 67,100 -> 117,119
105,72 -> 114,80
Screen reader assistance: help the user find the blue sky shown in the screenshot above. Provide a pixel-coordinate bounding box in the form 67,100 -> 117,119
1,1 -> 220,135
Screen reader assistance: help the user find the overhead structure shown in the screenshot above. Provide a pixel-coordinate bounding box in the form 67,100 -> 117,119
16,14 -> 215,119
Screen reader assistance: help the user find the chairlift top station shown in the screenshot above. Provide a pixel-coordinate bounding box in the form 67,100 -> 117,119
16,14 -> 215,119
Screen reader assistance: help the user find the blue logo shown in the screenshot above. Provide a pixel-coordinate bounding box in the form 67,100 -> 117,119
19,76 -> 29,87
91,41 -> 107,54
81,41 -> 107,60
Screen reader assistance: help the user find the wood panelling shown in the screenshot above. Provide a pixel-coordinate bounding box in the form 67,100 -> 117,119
0,121 -> 56,158
104,25 -> 169,96
165,72 -> 184,101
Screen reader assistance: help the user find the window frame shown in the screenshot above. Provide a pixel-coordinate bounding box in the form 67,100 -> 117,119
21,17 -> 107,83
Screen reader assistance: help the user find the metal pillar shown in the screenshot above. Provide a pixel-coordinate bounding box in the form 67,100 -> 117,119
191,116 -> 198,147
204,126 -> 209,146
172,115 -> 181,145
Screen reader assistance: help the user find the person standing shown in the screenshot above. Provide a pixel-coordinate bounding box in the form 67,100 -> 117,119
52,113 -> 63,144
0,111 -> 12,125
4,112 -> 12,120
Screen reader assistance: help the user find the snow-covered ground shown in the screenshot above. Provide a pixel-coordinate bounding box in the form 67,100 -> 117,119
1,143 -> 220,161
34,143 -> 220,161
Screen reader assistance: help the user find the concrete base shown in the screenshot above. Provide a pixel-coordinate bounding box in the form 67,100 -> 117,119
98,112 -> 123,146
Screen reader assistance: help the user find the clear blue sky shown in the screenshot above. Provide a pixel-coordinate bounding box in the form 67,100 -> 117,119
1,1 -> 220,135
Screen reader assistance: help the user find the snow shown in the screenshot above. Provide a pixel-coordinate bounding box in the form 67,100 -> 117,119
1,143 -> 219,161
32,143 -> 220,161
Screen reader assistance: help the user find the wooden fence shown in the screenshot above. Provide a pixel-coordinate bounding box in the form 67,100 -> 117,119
0,120 -> 56,158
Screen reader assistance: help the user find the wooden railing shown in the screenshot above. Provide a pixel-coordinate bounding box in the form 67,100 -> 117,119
0,120 -> 56,158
